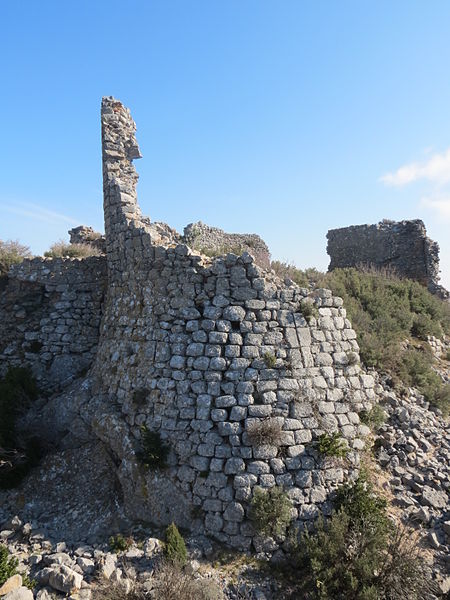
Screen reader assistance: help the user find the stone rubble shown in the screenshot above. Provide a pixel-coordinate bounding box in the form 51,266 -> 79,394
372,376 -> 450,595
0,520 -> 271,599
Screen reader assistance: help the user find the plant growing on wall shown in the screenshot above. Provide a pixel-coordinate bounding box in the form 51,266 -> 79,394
137,426 -> 169,469
247,418 -> 283,447
316,432 -> 348,458
250,486 -> 293,538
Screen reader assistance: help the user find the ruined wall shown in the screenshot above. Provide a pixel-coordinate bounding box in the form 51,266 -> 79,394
183,222 -> 271,269
327,220 -> 448,298
0,257 -> 106,391
0,96 -> 379,552
69,226 -> 106,253
90,97 -> 375,550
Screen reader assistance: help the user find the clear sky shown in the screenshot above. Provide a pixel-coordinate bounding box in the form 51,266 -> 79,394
1,1 -> 450,288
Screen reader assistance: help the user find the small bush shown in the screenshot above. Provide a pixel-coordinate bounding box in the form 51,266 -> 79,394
0,544 -> 18,586
411,313 -> 442,340
250,486 -> 293,538
44,240 -> 102,258
109,534 -> 133,553
247,418 -> 283,447
271,262 -> 323,287
164,522 -> 187,566
317,432 -> 347,458
0,239 -> 32,274
137,426 -> 169,469
300,300 -> 319,322
444,349 -> 450,361
290,475 -> 429,599
359,404 -> 386,431
262,351 -> 277,368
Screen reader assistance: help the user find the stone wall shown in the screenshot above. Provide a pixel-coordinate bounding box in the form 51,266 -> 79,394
327,219 -> 449,299
88,97 -> 375,550
0,257 -> 106,392
183,222 -> 271,269
0,96 -> 378,552
69,226 -> 106,253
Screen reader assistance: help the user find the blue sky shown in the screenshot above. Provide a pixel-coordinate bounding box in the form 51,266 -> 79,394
1,1 -> 450,287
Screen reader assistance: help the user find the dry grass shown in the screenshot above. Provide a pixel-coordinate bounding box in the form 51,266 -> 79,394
247,418 -> 283,447
92,576 -> 147,599
152,561 -> 225,600
92,562 -> 225,600
44,240 -> 102,258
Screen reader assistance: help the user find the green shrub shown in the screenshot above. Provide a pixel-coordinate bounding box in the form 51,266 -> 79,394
0,240 -> 32,275
0,544 -> 18,586
247,418 -> 283,447
316,268 -> 450,412
411,313 -> 442,340
109,534 -> 133,553
250,486 -> 293,538
164,522 -> 188,566
137,426 -> 169,469
271,262 -> 323,287
262,351 -> 277,368
359,404 -> 386,431
44,240 -> 102,258
300,300 -> 319,322
444,349 -> 450,361
317,432 -> 347,458
290,475 -> 429,599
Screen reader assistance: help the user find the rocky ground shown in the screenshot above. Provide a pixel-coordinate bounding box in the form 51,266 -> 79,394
370,358 -> 450,597
0,517 -> 276,599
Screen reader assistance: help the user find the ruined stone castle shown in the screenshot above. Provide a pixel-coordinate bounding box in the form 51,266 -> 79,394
0,98 -> 378,549
327,220 -> 449,300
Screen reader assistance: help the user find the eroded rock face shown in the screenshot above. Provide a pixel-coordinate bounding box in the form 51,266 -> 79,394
327,219 -> 449,299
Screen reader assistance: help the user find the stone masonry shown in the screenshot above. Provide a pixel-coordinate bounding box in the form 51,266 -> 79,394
87,97 -> 376,549
183,221 -> 271,269
327,219 -> 449,299
0,97 -> 377,552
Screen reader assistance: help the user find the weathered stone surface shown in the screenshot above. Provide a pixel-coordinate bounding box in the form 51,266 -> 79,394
0,574 -> 22,596
0,96 -> 379,553
183,222 -> 271,269
327,219 -> 449,299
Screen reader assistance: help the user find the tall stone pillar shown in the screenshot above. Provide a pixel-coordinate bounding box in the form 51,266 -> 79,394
101,96 -> 143,277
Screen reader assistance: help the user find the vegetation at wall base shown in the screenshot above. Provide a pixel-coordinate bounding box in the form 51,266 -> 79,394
109,534 -> 133,553
288,474 -> 430,599
164,522 -> 188,566
359,404 -> 386,431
